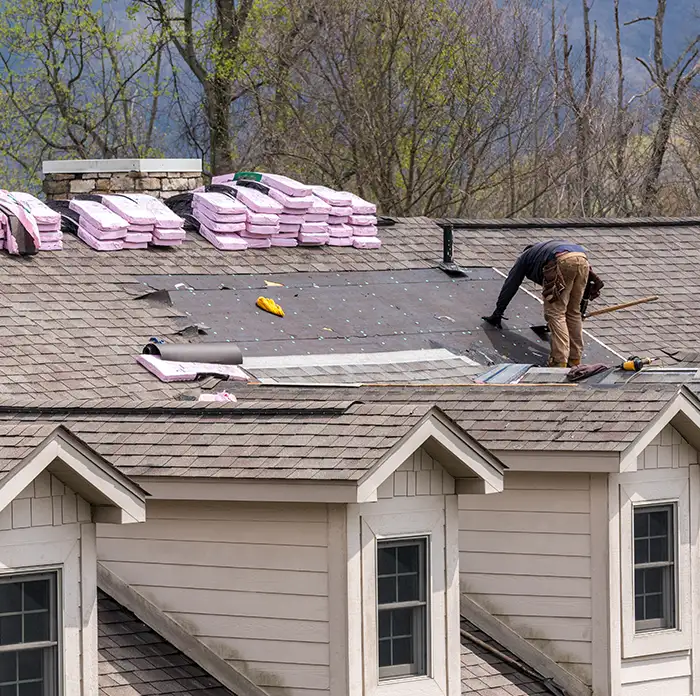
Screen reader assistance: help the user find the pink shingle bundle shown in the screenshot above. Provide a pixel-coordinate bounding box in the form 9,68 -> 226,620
69,199 -> 128,251
101,194 -> 156,247
191,192 -> 248,250
345,192 -> 380,248
0,191 -> 41,255
125,193 -> 186,246
9,192 -> 63,250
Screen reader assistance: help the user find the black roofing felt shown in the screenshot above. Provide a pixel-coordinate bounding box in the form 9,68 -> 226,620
139,268 -> 618,365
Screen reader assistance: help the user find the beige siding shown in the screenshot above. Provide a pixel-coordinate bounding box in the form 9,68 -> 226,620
377,449 -> 455,499
621,654 -> 692,696
97,501 -> 332,696
459,472 -> 593,684
638,425 -> 697,470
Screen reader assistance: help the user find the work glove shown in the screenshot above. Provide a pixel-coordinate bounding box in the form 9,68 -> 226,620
482,313 -> 505,329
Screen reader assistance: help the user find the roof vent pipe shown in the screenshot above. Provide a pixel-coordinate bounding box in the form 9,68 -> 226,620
437,222 -> 469,277
142,342 -> 243,365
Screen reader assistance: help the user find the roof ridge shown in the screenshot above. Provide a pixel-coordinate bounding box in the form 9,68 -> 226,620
435,216 -> 700,230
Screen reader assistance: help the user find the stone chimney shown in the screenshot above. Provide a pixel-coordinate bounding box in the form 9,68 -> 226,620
42,159 -> 204,200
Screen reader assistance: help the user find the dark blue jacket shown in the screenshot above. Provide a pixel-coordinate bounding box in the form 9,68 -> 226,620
495,241 -> 586,315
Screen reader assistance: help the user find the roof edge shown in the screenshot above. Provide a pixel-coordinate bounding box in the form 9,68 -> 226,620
433,216 -> 700,230
460,593 -> 588,696
97,563 -> 269,696
0,426 -> 147,523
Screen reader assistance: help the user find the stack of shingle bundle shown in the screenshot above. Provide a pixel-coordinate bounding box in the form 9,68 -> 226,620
216,183 -> 282,249
0,191 -> 40,255
10,192 -> 63,250
125,194 -> 186,246
191,191 -> 248,250
68,199 -> 128,251
311,186 -> 354,246
346,192 -> 381,249
98,195 -> 156,249
258,174 -> 317,247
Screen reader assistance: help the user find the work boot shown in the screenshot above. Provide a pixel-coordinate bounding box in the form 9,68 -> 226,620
568,359 -> 581,367
547,358 -> 567,368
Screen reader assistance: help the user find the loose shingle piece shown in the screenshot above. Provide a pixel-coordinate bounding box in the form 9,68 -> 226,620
98,590 -> 233,696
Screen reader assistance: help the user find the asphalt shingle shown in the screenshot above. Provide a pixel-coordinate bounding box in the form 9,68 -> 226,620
98,590 -> 232,696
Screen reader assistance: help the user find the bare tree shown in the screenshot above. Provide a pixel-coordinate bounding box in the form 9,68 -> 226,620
627,0 -> 700,214
135,0 -> 257,175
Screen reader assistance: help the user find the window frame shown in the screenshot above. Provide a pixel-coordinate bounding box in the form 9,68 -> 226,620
0,571 -> 60,696
633,504 -> 676,632
376,537 -> 429,680
620,472 -> 691,659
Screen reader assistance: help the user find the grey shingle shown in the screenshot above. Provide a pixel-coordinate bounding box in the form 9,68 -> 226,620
98,590 -> 233,696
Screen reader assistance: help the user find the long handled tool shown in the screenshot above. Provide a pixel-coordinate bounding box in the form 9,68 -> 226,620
530,295 -> 659,340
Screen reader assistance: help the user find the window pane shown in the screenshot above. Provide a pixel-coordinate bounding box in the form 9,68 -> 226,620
392,637 -> 412,665
378,639 -> 391,667
17,651 -> 41,682
649,537 -> 668,563
634,539 -> 648,565
644,567 -> 663,594
645,593 -> 663,620
392,608 -> 412,638
378,577 -> 396,605
397,546 -> 419,575
649,511 -> 668,537
0,586 -> 21,615
18,683 -> 41,696
378,611 -> 391,639
23,613 -> 49,643
635,596 -> 644,621
634,511 -> 649,538
0,684 -> 16,696
22,582 -> 49,613
397,574 -> 418,603
0,654 -> 15,683
377,547 -> 396,577
0,616 -> 22,646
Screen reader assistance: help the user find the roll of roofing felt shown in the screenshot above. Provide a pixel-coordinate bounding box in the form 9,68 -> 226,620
142,342 -> 243,365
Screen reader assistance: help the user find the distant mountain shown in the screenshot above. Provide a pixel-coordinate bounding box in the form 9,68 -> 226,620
552,0 -> 698,89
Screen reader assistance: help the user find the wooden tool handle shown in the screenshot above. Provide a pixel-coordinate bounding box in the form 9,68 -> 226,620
585,295 -> 659,319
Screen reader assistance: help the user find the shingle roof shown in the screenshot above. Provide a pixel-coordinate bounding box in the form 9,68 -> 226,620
0,384 -> 684,480
98,590 -> 233,696
2,215 -> 699,400
461,618 -> 555,695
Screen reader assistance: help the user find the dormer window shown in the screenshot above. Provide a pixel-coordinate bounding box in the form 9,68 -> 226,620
0,573 -> 58,696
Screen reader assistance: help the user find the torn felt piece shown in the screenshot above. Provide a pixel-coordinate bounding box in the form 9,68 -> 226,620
137,354 -> 249,382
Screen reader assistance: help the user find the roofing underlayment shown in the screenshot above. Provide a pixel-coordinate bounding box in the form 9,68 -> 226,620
1,215 -> 696,398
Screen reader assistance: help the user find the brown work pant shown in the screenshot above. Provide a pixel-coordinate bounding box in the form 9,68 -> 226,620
543,253 -> 589,367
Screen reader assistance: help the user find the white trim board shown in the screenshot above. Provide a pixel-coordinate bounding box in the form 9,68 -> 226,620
460,594 -> 591,696
0,428 -> 146,524
243,348 -> 480,369
356,410 -> 505,503
42,158 -> 202,174
620,389 -> 700,471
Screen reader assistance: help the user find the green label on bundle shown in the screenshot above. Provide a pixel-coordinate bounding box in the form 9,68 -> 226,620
234,172 -> 262,182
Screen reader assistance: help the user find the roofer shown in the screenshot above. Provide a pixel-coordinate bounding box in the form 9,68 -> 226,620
482,241 -> 603,367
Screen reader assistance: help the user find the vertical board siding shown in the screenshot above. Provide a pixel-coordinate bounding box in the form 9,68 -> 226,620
377,449 -> 455,499
639,425 -> 697,470
459,472 -> 593,685
97,500 -> 332,696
